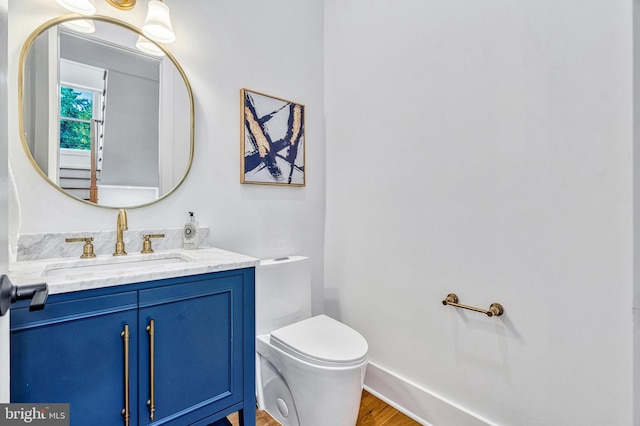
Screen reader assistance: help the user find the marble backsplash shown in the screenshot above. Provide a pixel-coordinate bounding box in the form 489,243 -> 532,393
15,227 -> 210,261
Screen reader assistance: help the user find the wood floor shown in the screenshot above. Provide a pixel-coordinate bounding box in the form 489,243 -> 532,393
227,390 -> 420,426
356,391 -> 421,426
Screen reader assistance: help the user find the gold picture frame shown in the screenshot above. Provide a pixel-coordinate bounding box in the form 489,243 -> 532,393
240,89 -> 305,186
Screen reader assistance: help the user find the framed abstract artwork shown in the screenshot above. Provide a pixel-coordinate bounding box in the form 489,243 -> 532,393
241,89 -> 305,186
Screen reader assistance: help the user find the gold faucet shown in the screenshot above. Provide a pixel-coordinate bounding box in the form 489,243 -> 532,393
65,237 -> 96,259
141,234 -> 165,254
113,209 -> 128,256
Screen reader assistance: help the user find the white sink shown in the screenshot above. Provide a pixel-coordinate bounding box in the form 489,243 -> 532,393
42,252 -> 194,278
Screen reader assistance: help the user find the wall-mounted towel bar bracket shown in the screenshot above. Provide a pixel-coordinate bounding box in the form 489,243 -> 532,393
442,293 -> 504,317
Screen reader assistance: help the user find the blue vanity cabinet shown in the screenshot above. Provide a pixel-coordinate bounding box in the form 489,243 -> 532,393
10,268 -> 256,426
136,273 -> 245,425
10,291 -> 140,425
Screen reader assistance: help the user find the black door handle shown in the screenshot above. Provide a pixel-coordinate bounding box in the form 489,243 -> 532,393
0,274 -> 48,316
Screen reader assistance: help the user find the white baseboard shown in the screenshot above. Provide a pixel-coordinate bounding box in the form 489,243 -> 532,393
363,362 -> 495,426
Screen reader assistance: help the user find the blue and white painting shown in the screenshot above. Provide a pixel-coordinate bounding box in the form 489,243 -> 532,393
241,89 -> 305,186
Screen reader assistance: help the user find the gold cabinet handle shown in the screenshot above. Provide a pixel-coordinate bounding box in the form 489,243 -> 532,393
442,293 -> 504,317
121,325 -> 130,426
146,319 -> 156,420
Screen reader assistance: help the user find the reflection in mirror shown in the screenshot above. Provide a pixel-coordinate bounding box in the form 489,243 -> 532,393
20,16 -> 194,209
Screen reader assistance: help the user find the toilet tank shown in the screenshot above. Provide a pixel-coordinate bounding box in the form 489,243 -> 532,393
256,256 -> 312,335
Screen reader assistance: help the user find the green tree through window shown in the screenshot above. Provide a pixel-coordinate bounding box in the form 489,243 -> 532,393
59,86 -> 93,150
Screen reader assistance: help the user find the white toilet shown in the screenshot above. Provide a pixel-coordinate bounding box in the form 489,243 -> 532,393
255,256 -> 369,426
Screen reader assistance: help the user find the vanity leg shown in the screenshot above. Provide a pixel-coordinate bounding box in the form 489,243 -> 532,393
238,406 -> 257,426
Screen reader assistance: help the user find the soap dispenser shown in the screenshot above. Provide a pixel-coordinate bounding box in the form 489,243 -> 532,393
183,211 -> 200,250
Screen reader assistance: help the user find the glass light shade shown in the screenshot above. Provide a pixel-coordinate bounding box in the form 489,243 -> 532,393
55,0 -> 96,15
142,1 -> 176,44
135,35 -> 166,57
61,19 -> 96,34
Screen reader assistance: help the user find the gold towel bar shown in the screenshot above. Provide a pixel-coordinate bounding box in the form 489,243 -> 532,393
442,293 -> 504,317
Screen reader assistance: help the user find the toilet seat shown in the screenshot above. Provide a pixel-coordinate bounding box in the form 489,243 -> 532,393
270,314 -> 368,367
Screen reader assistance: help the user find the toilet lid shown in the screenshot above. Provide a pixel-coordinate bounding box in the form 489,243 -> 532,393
270,315 -> 368,367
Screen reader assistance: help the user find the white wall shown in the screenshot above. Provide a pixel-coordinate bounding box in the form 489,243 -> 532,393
7,0 -> 325,309
324,1 -> 634,425
634,1 -> 640,424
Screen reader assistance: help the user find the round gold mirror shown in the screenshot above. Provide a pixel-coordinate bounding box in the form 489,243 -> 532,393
19,15 -> 194,209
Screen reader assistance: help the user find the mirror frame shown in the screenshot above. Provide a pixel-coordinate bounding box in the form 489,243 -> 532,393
18,14 -> 195,210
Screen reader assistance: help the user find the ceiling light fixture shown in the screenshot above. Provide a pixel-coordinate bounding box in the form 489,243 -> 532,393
105,0 -> 136,10
55,0 -> 177,46
55,0 -> 96,15
142,0 -> 176,44
61,19 -> 96,33
135,35 -> 166,57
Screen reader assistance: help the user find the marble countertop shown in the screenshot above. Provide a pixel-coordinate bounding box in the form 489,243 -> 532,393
9,246 -> 259,295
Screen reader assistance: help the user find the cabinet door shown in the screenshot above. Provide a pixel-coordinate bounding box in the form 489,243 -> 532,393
11,292 -> 139,426
138,274 -> 243,426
